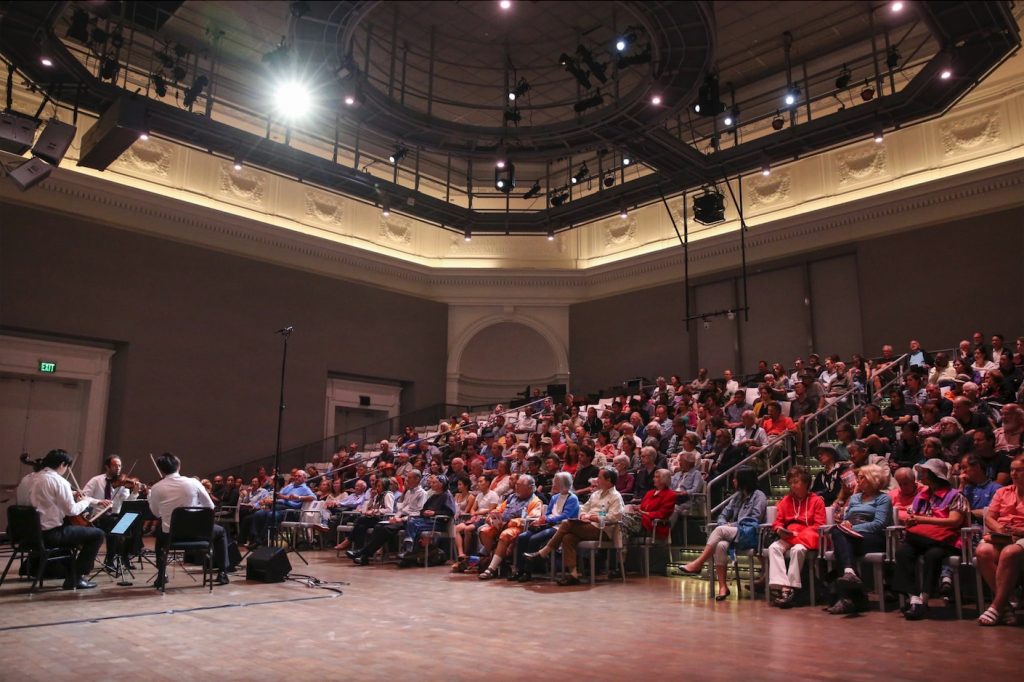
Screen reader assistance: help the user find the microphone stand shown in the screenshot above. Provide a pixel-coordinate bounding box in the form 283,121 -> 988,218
267,326 -> 293,547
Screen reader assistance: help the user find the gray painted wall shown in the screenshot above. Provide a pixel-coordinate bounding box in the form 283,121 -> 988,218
0,203 -> 448,474
570,207 -> 1023,394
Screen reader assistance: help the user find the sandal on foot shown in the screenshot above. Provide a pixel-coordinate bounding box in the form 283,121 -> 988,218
478,567 -> 499,581
978,607 -> 1002,626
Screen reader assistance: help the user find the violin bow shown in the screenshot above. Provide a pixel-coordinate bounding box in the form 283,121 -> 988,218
150,453 -> 164,479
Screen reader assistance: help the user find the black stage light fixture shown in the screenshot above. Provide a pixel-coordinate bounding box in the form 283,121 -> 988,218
559,53 -> 591,90
616,47 -> 651,70
32,120 -> 77,165
835,64 -> 852,90
7,157 -> 52,192
723,106 -> 739,127
622,155 -> 632,166
886,46 -> 901,69
152,73 -> 167,98
861,80 -> 875,101
389,146 -> 408,164
495,160 -> 515,193
100,56 -> 120,81
551,192 -> 568,207
571,163 -> 588,185
615,29 -> 638,52
523,181 -> 542,200
110,30 -> 124,49
78,97 -> 148,170
509,77 -> 531,101
158,50 -> 175,69
172,64 -> 187,81
603,175 -> 615,188
573,90 -> 604,113
783,85 -> 800,107
771,111 -> 785,131
504,107 -> 521,124
576,45 -> 607,84
182,75 -> 208,109
694,75 -> 725,117
174,43 -> 189,59
66,9 -> 90,43
693,187 -> 725,225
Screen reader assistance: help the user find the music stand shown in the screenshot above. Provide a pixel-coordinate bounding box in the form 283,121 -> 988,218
121,500 -> 160,571
91,512 -> 142,586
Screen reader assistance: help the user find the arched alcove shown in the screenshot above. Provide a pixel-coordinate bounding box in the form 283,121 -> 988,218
455,321 -> 561,405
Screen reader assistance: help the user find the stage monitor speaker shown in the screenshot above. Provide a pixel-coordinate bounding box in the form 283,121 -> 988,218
246,546 -> 291,583
32,120 -> 77,165
8,157 -> 52,191
0,112 -> 37,155
78,97 -> 147,171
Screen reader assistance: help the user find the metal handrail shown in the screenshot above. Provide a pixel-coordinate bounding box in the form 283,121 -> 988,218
869,352 -> 909,402
706,432 -> 795,519
803,386 -> 867,458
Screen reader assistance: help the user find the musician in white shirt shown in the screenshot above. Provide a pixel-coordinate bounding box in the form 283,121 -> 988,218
148,453 -> 230,588
82,455 -> 140,568
16,450 -> 110,590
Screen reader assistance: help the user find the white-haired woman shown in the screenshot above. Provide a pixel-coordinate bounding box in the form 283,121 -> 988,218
512,471 -> 580,582
612,454 -> 634,497
825,463 -> 893,614
671,451 -> 704,544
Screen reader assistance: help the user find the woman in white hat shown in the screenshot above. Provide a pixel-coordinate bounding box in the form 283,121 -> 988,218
891,459 -> 969,620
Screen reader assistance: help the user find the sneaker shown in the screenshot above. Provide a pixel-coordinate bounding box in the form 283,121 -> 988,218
837,571 -> 863,591
904,603 -> 930,621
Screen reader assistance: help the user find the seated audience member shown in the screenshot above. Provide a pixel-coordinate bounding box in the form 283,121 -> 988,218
250,469 -> 316,546
314,478 -> 332,501
762,402 -> 798,439
637,469 -> 677,541
848,440 -> 894,491
971,347 -> 997,383
789,358 -> 807,388
670,451 -> 705,545
827,362 -> 854,396
833,422 -> 856,461
477,476 -> 543,580
691,368 -> 713,393
889,467 -> 926,523
512,472 -> 579,583
708,430 -> 745,501
349,471 -> 426,565
618,437 -> 639,470
936,418 -> 970,463
967,428 -> 1010,487
928,353 -> 956,387
447,458 -> 467,493
734,411 -> 768,454
996,353 -> 1022,393
612,454 -> 635,497
583,407 -> 602,436
724,390 -> 751,429
926,382 -> 954,419
766,466 -> 826,608
573,446 -> 601,501
918,403 -> 942,437
975,454 -> 1024,626
724,370 -> 739,395
664,416 -> 690,456
906,339 -> 934,369
903,373 -> 928,407
402,474 -> 457,554
891,421 -> 923,469
952,396 -> 991,435
631,446 -> 660,502
892,460 -> 969,620
869,345 -> 898,392
772,363 -> 790,391
562,444 -> 580,475
826,464 -> 894,614
516,407 -> 538,434
335,478 -> 394,553
994,404 -> 1023,454
535,455 -> 559,496
524,466 -> 624,586
883,391 -> 921,427
810,444 -> 848,506
788,382 -> 817,428
679,467 -> 767,600
752,386 -> 773,420
489,459 -> 513,498
959,453 -> 1002,521
857,404 -> 895,454
453,475 -> 497,559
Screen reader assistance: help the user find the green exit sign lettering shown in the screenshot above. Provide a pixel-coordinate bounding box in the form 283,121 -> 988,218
39,361 -> 56,373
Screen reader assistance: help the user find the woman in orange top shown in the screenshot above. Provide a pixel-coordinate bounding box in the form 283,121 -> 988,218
767,465 -> 826,608
976,453 -> 1024,626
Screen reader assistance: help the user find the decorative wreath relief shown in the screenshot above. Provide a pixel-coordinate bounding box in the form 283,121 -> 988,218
836,144 -> 887,186
304,190 -> 344,227
604,216 -> 636,248
940,110 -> 1001,156
219,164 -> 265,205
117,139 -> 172,177
748,170 -> 791,207
378,214 -> 413,245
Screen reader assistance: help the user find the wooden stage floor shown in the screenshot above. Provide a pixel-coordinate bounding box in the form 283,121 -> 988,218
1,546 -> 1019,681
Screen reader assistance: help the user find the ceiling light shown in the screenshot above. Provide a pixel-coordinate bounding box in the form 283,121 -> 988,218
619,200 -> 628,219
571,163 -> 588,185
381,194 -> 390,216
783,85 -> 800,107
496,180 -> 504,187
576,45 -> 608,85
574,90 -> 604,113
509,77 -> 530,101
139,133 -> 149,141
233,152 -> 244,170
940,69 -> 952,80
464,228 -> 472,242
835,64 -> 852,90
547,227 -> 555,241
616,48 -> 652,70
110,30 -> 124,49
273,81 -> 310,118
389,146 -> 408,164
761,154 -> 771,176
523,181 -> 542,200
344,95 -> 355,105
495,159 -> 515,193
891,2 -> 903,11
41,56 -> 53,67
622,156 -> 632,166
614,28 -> 639,52
771,111 -> 785,130
861,82 -> 875,101
651,95 -> 662,105
500,0 -> 512,8
873,120 -> 884,143
723,106 -> 739,128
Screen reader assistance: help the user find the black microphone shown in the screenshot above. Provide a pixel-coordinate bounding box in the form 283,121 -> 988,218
275,326 -> 293,335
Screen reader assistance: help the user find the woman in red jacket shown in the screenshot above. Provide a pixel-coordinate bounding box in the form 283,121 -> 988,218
639,469 -> 678,538
768,465 -> 826,608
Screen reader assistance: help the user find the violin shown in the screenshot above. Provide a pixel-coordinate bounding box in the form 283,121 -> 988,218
109,474 -> 148,495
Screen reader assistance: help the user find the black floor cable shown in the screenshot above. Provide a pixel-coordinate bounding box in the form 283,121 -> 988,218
285,572 -> 349,594
0,593 -> 340,632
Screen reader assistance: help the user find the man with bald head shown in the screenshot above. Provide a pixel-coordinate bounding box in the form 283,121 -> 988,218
888,467 -> 925,522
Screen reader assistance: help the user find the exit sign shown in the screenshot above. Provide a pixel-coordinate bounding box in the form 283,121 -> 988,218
39,361 -> 56,373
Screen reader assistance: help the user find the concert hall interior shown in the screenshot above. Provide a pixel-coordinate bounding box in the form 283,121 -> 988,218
1,0 -> 1023,678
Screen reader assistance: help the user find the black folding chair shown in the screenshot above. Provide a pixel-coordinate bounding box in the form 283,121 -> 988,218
0,505 -> 78,593
158,507 -> 216,593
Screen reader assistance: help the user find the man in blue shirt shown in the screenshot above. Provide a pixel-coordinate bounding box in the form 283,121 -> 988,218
250,470 -> 316,546
959,453 -> 1001,521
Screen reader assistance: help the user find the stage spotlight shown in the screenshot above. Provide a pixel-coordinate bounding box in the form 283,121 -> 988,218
693,187 -> 725,225
935,51 -> 953,80
273,81 -> 311,117
381,194 -> 390,216
761,154 -> 771,176
574,90 -> 604,113
723,106 -> 739,127
571,163 -> 588,184
41,56 -> 53,67
183,75 -> 209,109
616,48 -> 651,70
389,146 -> 408,164
835,64 -> 852,90
501,0 -> 512,9
504,107 -> 521,124
771,112 -> 785,130
603,175 -> 615,188
891,2 -> 903,11
152,73 -> 167,97
615,29 -> 638,52
523,181 -> 542,200
495,160 -> 515,193
233,151 -> 244,170
783,86 -> 800,107
172,65 -> 187,81
695,75 -> 725,117
650,95 -> 662,105
619,200 -> 628,219
66,9 -> 90,43
547,227 -> 555,241
110,30 -> 124,49
886,46 -> 901,70
576,45 -> 607,84
100,57 -> 120,81
509,77 -> 531,101
551,192 -> 568,207
559,53 -> 592,90
622,156 -> 632,166
873,120 -> 884,143
464,227 -> 472,242
861,82 -> 875,101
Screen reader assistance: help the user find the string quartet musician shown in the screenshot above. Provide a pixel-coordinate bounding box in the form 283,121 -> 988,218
81,454 -> 140,570
16,450 -> 111,590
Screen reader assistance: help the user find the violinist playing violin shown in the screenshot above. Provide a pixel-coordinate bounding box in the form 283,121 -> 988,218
16,450 -> 111,590
82,455 -> 143,570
